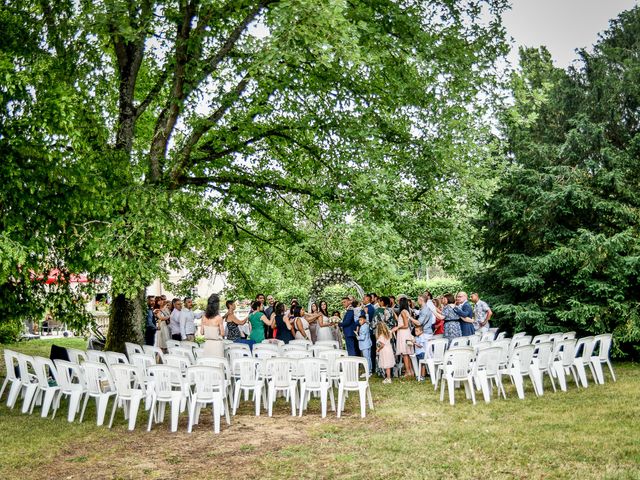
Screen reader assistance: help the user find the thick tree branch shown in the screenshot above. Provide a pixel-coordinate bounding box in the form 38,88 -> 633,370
179,174 -> 330,198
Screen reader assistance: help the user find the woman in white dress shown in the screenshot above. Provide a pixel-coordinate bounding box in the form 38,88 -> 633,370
316,301 -> 335,342
201,294 -> 224,358
154,296 -> 171,352
293,305 -> 312,342
307,302 -> 320,343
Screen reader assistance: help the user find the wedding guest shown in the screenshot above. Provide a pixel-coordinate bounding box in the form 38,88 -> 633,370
201,294 -> 224,358
376,323 -> 395,384
453,292 -> 475,337
363,293 -> 377,371
471,293 -> 492,333
330,310 -> 344,345
412,294 -> 435,334
154,296 -> 171,352
316,301 -> 335,342
357,312 -> 372,374
293,305 -> 312,342
339,297 -> 358,356
308,302 -> 321,343
442,293 -> 462,342
274,302 -> 295,344
224,300 -> 246,341
432,297 -> 445,335
180,297 -> 203,341
169,298 -> 183,341
392,297 -> 415,378
413,325 -> 429,381
145,295 -> 157,346
248,301 -> 270,346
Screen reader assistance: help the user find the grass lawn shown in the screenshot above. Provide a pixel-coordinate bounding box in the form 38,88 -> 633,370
0,338 -> 638,480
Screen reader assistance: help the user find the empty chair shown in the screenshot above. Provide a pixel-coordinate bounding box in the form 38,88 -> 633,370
508,344 -> 536,399
473,346 -> 505,402
509,336 -> 532,356
439,347 -> 476,405
261,338 -> 285,347
15,354 -> 38,413
66,348 -> 88,365
80,361 -> 117,426
164,354 -> 191,374
547,333 -> 564,350
488,327 -> 499,336
186,365 -> 229,434
1,349 -> 21,407
253,349 -> 278,362
168,346 -> 195,364
146,365 -> 187,432
468,335 -> 481,347
289,339 -> 312,349
232,358 -> 265,416
228,349 -> 251,381
105,351 -> 129,365
265,358 -> 297,417
532,334 -> 550,345
86,350 -> 109,365
225,343 -> 251,359
315,340 -> 339,349
166,340 -> 181,349
480,332 -> 495,342
253,343 -> 279,354
298,358 -> 333,418
513,332 -> 527,339
449,337 -> 470,348
590,334 -> 616,384
193,348 -> 206,360
282,343 -> 307,353
30,356 -> 61,418
335,357 -> 373,418
318,349 -> 347,388
562,331 -> 576,340
53,359 -> 87,422
420,338 -> 447,387
180,340 -> 199,352
311,345 -> 335,357
495,331 -> 507,340
143,345 -> 165,364
125,342 -> 144,360
530,342 -> 556,396
129,353 -> 156,376
572,337 -> 597,387
552,339 -> 579,392
109,364 -> 148,430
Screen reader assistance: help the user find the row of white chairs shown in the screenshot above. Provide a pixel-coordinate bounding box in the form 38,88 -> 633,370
412,332 -> 615,405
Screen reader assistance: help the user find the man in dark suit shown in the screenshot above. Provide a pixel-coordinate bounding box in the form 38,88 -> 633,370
363,293 -> 377,370
453,292 -> 475,336
339,296 -> 357,356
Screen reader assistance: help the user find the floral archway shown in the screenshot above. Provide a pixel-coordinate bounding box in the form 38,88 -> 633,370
308,269 -> 364,310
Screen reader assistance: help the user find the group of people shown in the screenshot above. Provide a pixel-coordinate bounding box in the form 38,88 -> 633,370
144,289 -> 493,385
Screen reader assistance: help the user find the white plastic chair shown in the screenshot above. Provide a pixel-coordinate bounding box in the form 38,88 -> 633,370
125,342 -> 144,360
315,340 -> 339,349
289,339 -> 312,349
572,337 -> 597,387
318,349 -> 347,388
80,361 -> 117,426
513,332 -> 527,339
1,349 -> 21,407
495,331 -> 507,340
311,344 -> 335,357
590,334 -> 616,384
53,359 -> 87,422
225,343 -> 251,355
264,358 -> 297,417
109,364 -> 148,430
168,346 -> 195,364
181,340 -> 199,352
164,354 -> 191,374
562,331 -> 576,340
146,365 -> 187,432
129,353 -> 156,376
420,338 -> 447,387
282,344 -> 307,353
143,345 -> 165,364
66,348 -> 88,365
480,332 -> 495,342
186,365 -> 229,433
439,347 -> 476,405
508,344 -> 536,399
86,350 -> 109,365
449,337 -> 470,348
473,346 -> 504,402
193,348 -> 205,360
299,358 -> 333,418
105,351 -> 129,365
231,358 -> 265,416
552,339 -> 579,392
509,335 -> 532,356
532,334 -> 550,345
15,354 -> 38,413
30,356 -> 61,418
468,335 -> 481,347
166,340 -> 181,349
335,357 -> 373,418
253,343 -> 279,354
530,342 -> 556,396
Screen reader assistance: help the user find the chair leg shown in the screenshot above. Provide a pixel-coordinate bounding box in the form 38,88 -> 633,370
147,399 -> 156,431
96,395 -> 111,426
512,373 -> 525,400
232,384 -> 240,415
467,378 -> 476,405
6,381 -> 21,408
68,391 -> 82,422
109,395 -> 119,428
298,384 -> 306,417
188,397 -> 196,433
554,363 -> 567,392
80,393 -> 90,422
170,396 -> 181,432
606,360 -> 616,382
41,389 -> 58,418
128,394 -> 142,431
321,386 -> 328,419
337,383 -> 344,418
213,395 -> 221,434
447,378 -> 455,405
254,386 -> 262,416
22,384 -> 38,414
358,385 -> 366,418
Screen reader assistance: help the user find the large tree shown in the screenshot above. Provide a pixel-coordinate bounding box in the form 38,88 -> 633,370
477,8 -> 640,356
1,0 -> 507,350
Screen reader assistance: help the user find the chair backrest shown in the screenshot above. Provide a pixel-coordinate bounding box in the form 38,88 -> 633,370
554,338 -> 577,367
33,356 -> 59,387
110,364 -> 145,396
66,348 -> 88,365
474,346 -> 501,377
511,344 -> 535,374
468,335 -> 481,346
130,353 -> 156,374
480,332 -> 495,342
142,345 -> 165,364
235,357 -> 261,386
449,337 -> 470,348
311,345 -> 334,357
253,343 -> 279,354
105,351 -> 129,365
299,358 -> 327,388
495,331 -> 507,340
547,333 -> 564,347
575,336 -> 595,361
180,340 -> 199,351
532,334 -> 550,345
336,357 -> 368,388
592,334 -> 612,360
284,349 -> 312,360
225,343 -> 251,357
315,340 -> 339,349
474,341 -> 493,353
186,365 -> 225,398
253,349 -> 278,361
125,342 -> 144,360
289,339 -> 312,349
86,350 -> 109,365
318,350 -> 347,377
492,339 -> 511,366
53,359 -> 84,390
443,347 -> 474,380
261,339 -> 285,346
164,354 -> 190,372
196,356 -> 231,380
428,338 -> 448,362
265,358 -> 294,389
513,332 -> 527,339
282,343 -> 307,353
168,346 -> 195,363
2,349 -> 20,381
562,331 -> 576,340
533,342 -> 553,368
17,353 -> 37,383
82,361 -> 114,394
488,327 -> 499,334
509,336 -> 532,356
166,340 -> 181,349
147,365 -> 183,397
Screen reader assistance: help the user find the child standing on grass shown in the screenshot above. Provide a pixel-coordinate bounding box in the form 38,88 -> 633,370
357,311 -> 372,375
376,322 -> 395,384
413,325 -> 429,381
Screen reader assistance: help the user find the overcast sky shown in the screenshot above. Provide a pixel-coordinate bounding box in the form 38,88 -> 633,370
503,0 -> 638,67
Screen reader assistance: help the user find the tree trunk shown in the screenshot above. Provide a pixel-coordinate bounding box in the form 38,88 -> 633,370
105,289 -> 145,353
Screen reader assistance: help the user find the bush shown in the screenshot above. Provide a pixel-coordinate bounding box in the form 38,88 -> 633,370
396,278 -> 467,299
0,319 -> 23,344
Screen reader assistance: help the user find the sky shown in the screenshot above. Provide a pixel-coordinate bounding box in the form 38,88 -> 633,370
503,0 -> 638,68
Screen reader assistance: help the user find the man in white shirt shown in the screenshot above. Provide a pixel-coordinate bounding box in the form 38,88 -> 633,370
471,293 -> 492,333
180,297 -> 203,341
169,298 -> 183,341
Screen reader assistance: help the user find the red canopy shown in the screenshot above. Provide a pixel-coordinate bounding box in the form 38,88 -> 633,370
30,269 -> 90,284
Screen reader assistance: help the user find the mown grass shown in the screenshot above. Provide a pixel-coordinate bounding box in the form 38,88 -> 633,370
0,338 -> 638,480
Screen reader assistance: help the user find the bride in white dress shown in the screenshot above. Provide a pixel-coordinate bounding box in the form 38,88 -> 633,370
201,294 -> 224,358
316,301 -> 335,342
